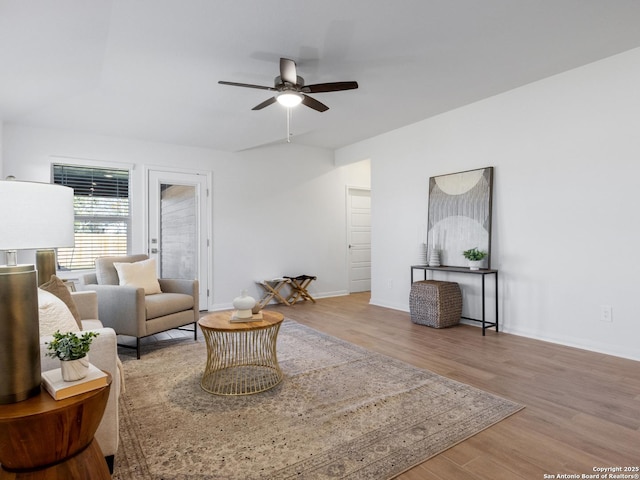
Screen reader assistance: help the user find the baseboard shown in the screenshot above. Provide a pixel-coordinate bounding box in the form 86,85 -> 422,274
369,298 -> 410,312
501,325 -> 640,362
314,290 -> 349,299
209,290 -> 350,312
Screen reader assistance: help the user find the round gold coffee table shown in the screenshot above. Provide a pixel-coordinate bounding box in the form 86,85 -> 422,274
198,311 -> 284,395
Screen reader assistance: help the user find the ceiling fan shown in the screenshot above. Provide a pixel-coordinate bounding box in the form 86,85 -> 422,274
218,58 -> 358,112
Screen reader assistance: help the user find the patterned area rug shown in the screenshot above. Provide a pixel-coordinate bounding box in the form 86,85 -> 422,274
113,320 -> 523,479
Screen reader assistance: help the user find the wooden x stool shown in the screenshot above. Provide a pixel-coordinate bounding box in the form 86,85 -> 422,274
256,278 -> 291,308
285,275 -> 317,304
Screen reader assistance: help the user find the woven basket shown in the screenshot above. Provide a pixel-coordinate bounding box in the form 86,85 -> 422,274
409,280 -> 462,328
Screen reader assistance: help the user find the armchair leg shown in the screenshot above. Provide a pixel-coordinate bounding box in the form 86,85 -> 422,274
194,321 -> 198,340
117,337 -> 144,359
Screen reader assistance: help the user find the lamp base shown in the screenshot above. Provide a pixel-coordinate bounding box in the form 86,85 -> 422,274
36,249 -> 56,286
0,264 -> 41,404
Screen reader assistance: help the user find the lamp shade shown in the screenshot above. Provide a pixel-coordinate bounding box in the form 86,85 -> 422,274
0,180 -> 74,251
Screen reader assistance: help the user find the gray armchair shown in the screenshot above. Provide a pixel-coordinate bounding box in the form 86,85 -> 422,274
81,254 -> 199,359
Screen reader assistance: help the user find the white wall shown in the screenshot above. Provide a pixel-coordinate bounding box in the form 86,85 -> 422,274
2,125 -> 370,310
337,47 -> 640,361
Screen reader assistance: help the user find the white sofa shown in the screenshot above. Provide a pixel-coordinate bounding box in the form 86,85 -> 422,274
39,290 -> 120,471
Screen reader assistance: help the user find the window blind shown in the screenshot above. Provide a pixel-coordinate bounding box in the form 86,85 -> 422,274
53,164 -> 130,270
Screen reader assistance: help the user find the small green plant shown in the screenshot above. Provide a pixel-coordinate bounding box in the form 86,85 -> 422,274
46,330 -> 99,361
462,247 -> 488,261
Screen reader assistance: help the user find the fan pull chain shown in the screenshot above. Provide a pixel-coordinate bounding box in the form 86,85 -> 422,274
286,107 -> 292,143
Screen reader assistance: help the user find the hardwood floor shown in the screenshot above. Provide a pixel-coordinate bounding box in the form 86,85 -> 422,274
268,293 -> 640,480
133,293 -> 640,479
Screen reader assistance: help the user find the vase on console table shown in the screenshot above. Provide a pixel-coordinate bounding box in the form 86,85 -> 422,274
418,243 -> 428,265
428,249 -> 441,267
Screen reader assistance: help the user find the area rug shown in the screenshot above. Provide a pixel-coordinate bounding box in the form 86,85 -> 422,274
113,320 -> 523,480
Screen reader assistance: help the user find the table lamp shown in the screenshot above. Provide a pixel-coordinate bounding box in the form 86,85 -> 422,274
0,179 -> 74,404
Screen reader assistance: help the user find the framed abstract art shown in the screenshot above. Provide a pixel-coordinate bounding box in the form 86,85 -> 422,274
427,167 -> 494,268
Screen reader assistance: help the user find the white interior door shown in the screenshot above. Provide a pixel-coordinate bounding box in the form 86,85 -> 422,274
148,170 -> 209,310
347,188 -> 371,293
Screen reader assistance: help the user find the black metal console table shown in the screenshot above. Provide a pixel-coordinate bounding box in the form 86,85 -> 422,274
410,265 -> 499,335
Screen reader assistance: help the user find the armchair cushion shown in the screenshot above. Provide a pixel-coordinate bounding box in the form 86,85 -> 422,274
113,258 -> 162,295
145,292 -> 194,319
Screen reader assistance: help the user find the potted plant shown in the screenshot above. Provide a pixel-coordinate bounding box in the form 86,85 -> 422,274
462,247 -> 488,270
46,330 -> 99,381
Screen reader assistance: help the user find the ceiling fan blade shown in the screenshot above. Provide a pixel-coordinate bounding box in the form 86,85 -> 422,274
303,81 -> 359,93
219,81 -> 276,91
252,97 -> 277,110
301,94 -> 329,112
280,58 -> 298,85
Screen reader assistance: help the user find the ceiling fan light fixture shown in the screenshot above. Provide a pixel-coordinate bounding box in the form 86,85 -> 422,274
277,92 -> 303,108
219,58 -> 357,112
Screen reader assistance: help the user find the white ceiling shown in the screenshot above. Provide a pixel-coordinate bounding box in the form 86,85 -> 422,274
2,1 -> 640,152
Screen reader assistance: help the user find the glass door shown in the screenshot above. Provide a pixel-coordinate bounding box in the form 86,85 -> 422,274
148,170 -> 209,310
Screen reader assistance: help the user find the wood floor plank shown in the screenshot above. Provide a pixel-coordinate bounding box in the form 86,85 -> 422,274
439,423 -> 550,477
420,455 -> 489,480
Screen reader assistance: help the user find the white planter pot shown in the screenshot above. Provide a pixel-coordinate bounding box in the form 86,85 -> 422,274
468,260 -> 483,270
61,356 -> 90,382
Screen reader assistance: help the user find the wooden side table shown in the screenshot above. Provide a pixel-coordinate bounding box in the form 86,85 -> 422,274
0,374 -> 112,480
198,311 -> 284,395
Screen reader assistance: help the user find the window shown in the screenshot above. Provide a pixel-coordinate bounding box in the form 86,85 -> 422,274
53,164 -> 130,270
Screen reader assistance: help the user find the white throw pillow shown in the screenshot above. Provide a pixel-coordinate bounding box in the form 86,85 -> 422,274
38,288 -> 81,336
113,258 -> 162,295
